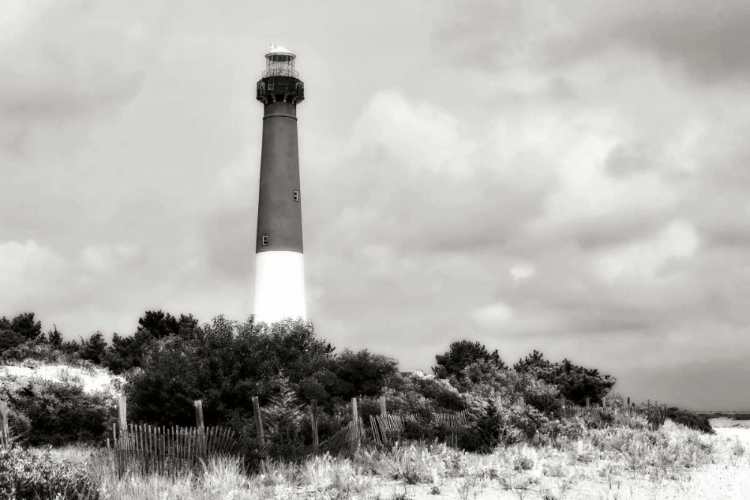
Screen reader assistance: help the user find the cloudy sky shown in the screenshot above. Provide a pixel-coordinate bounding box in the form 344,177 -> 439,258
2,0 -> 749,410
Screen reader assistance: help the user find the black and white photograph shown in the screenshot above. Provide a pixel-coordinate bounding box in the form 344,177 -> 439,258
1,1 -> 749,498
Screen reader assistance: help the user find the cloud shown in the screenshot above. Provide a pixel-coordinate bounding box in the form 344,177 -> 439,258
433,0 -> 553,71
593,219 -> 699,283
472,302 -> 514,326
0,240 -> 68,313
310,90 -> 557,258
80,244 -> 145,274
350,90 -> 478,177
510,263 -> 536,283
0,0 -> 175,122
545,0 -> 750,85
0,240 -> 66,283
436,0 -> 750,85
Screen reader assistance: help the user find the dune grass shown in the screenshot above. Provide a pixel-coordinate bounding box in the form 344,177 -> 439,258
34,421 -> 749,500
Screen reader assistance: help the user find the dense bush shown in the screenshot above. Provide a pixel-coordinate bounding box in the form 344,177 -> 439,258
666,407 -> 714,434
126,317 -> 399,428
433,340 -> 507,380
514,350 -> 616,406
377,374 -> 466,419
452,361 -> 561,415
0,340 -> 71,364
1,309 -> 646,454
327,349 -> 398,401
104,311 -> 200,373
0,446 -> 99,499
457,399 -> 503,453
8,380 -> 115,446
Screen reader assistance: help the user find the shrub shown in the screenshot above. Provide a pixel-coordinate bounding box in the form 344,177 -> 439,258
0,340 -> 76,364
9,380 -> 115,446
378,383 -> 450,419
412,374 -> 466,412
127,317 -> 349,426
0,330 -> 28,355
514,350 -> 616,406
327,349 -> 399,401
666,408 -> 714,434
456,399 -> 503,453
261,375 -> 306,445
583,408 -> 616,430
433,340 -> 507,380
504,405 -> 552,442
0,446 -> 100,499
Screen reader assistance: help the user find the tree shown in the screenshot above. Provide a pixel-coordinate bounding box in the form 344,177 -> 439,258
0,330 -> 25,353
136,310 -> 198,340
79,332 -> 108,365
105,333 -> 139,373
0,313 -> 44,353
10,312 -> 43,342
47,325 -> 63,346
10,380 -> 115,446
513,350 -> 551,372
61,339 -> 81,356
101,311 -> 201,373
126,317 -> 339,426
514,351 -> 616,406
261,375 -> 305,443
327,349 -> 399,401
125,317 -> 378,426
177,314 -> 200,337
433,340 -> 507,380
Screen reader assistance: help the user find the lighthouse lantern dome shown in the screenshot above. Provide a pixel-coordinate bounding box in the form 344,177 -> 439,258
264,44 -> 298,78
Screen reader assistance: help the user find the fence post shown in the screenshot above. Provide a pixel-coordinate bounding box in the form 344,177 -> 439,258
194,400 -> 204,430
194,400 -> 204,458
309,399 -> 319,452
351,397 -> 360,453
379,395 -> 390,445
118,395 -> 128,449
586,397 -> 590,409
602,397 -> 607,408
0,400 -> 8,448
252,396 -> 265,448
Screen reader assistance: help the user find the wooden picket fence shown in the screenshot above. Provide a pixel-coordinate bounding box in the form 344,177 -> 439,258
109,396 -> 377,477
369,410 -> 469,448
560,397 -> 670,431
110,424 -> 253,477
105,393 -> 675,477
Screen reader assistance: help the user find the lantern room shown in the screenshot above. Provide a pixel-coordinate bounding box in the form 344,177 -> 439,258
257,44 -> 304,104
263,44 -> 298,78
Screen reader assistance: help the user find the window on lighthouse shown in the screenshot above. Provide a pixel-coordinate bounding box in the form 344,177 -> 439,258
262,235 -> 268,246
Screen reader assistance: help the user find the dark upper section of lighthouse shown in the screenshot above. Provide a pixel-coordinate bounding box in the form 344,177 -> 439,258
257,45 -> 304,104
255,45 -> 304,254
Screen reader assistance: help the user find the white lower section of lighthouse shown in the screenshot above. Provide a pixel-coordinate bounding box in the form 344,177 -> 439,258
253,251 -> 307,324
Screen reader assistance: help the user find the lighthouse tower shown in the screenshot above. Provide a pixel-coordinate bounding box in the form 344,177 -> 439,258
253,45 -> 307,324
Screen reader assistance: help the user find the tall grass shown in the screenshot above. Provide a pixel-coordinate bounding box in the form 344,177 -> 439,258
33,421 -> 749,500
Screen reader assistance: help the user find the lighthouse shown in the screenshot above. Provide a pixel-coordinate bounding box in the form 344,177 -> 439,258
253,45 -> 307,324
